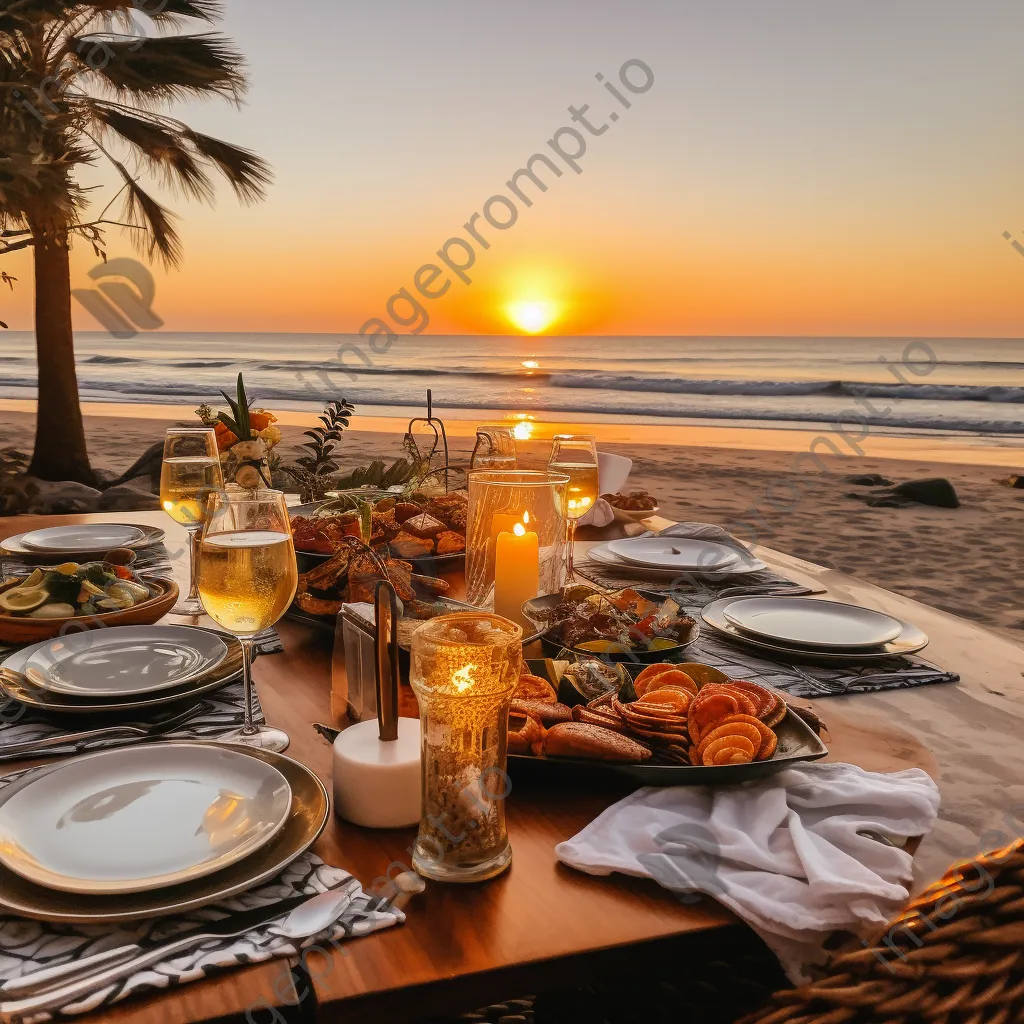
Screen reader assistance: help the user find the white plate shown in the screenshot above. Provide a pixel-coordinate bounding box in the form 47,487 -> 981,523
722,597 -> 903,650
23,626 -> 229,698
0,526 -> 166,561
586,541 -> 768,577
701,599 -> 929,663
20,524 -> 147,553
607,537 -> 741,571
0,744 -> 292,895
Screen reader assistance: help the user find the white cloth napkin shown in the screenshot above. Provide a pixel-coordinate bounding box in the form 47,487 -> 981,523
578,498 -> 616,528
0,853 -> 404,1022
555,762 -> 940,982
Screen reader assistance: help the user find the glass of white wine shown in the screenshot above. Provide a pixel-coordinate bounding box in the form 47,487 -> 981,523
197,489 -> 298,751
161,427 -> 224,615
547,434 -> 599,583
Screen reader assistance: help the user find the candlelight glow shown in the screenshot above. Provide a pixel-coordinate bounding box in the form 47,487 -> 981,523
513,522 -> 526,537
452,664 -> 476,694
523,511 -> 530,524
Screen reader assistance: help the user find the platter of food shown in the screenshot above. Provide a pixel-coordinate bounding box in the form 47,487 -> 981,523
288,538 -> 457,629
521,585 -> 699,662
506,659 -> 827,784
0,563 -> 178,644
290,492 -> 467,574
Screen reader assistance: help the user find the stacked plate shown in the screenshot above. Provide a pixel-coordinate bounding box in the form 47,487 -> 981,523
701,596 -> 929,663
0,523 -> 165,561
587,536 -> 767,580
0,742 -> 329,923
0,625 -> 244,714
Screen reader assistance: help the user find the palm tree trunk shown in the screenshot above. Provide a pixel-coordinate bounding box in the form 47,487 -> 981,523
26,229 -> 95,485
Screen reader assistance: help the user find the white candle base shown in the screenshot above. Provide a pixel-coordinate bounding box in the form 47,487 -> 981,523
332,718 -> 422,828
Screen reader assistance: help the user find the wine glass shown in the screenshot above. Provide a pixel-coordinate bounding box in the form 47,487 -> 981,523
547,434 -> 598,583
197,489 -> 298,751
471,425 -> 518,470
161,427 -> 224,615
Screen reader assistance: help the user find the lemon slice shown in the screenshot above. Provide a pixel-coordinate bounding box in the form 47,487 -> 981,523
0,586 -> 49,614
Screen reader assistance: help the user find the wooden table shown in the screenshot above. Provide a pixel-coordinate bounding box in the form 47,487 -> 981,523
2,511 -> 1022,1024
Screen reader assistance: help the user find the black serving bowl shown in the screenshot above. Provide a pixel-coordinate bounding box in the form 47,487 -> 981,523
520,587 -> 700,664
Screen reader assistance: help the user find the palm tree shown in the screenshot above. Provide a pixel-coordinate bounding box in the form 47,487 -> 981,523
0,1 -> 271,485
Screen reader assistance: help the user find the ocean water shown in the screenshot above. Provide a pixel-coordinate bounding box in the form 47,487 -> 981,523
1,332 -> 1022,436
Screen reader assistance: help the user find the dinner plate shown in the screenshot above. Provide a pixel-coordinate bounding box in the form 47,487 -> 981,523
608,538 -> 741,571
586,541 -> 768,577
19,524 -> 148,553
0,744 -> 292,894
701,598 -> 929,663
23,625 -> 230,697
0,743 -> 329,923
0,523 -> 165,561
0,631 -> 243,713
723,597 -> 904,650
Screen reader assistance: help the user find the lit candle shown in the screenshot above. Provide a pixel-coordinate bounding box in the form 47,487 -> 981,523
494,513 -> 539,628
488,511 -> 522,580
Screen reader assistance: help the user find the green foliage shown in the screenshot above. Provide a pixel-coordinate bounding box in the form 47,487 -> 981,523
290,398 -> 355,502
217,373 -> 254,440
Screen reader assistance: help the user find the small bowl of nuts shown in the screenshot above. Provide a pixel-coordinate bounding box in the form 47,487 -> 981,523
601,490 -> 660,523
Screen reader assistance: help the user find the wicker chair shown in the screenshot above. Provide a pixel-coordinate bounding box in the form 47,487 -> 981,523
739,838 -> 1024,1024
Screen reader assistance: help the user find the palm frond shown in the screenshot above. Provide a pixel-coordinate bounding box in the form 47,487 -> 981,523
184,130 -> 271,203
69,33 -> 247,102
111,159 -> 181,266
92,104 -> 213,200
86,1 -> 223,24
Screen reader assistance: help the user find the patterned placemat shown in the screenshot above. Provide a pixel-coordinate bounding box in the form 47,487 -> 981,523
0,849 -> 402,1023
674,630 -> 959,699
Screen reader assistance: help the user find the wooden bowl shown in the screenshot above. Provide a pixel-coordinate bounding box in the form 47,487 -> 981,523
0,578 -> 179,645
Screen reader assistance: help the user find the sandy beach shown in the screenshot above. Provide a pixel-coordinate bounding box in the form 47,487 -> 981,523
2,406 -> 1021,636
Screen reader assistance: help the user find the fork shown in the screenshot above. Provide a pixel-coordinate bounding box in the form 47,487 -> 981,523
0,701 -> 210,762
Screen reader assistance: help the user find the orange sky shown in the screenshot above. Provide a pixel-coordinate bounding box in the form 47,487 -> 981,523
2,1 -> 1023,338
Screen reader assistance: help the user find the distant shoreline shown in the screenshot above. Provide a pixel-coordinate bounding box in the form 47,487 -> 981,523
1,399 -> 1022,468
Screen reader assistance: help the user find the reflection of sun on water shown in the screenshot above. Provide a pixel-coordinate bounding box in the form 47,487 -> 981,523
507,300 -> 558,334
522,360 -> 539,369
512,420 -> 534,440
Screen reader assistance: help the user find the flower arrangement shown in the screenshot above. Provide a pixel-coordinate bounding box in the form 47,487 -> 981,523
196,374 -> 282,489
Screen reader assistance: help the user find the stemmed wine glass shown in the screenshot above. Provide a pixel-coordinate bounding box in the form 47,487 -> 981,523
197,489 -> 298,751
547,434 -> 598,583
160,427 -> 224,615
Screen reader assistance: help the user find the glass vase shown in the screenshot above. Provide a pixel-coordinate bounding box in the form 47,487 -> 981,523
465,471 -> 569,618
409,613 -> 523,883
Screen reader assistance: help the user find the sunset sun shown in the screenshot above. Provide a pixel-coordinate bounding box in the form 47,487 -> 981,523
507,299 -> 559,334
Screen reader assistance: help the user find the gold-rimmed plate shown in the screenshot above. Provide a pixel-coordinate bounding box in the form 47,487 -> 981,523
0,742 -> 329,923
0,627 -> 244,714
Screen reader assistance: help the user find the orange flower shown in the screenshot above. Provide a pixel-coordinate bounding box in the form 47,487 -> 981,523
248,410 -> 276,431
214,422 -> 238,451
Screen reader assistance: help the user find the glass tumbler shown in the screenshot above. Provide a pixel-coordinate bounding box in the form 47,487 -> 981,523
409,612 -> 523,883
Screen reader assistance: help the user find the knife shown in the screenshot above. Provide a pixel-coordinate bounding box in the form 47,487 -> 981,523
0,891 -> 320,1006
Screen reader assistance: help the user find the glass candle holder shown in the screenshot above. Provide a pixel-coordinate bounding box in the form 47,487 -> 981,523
465,471 -> 569,625
409,612 -> 523,883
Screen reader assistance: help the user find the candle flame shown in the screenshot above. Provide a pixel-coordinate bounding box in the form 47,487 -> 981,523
523,511 -> 530,524
452,664 -> 476,693
513,522 -> 526,537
